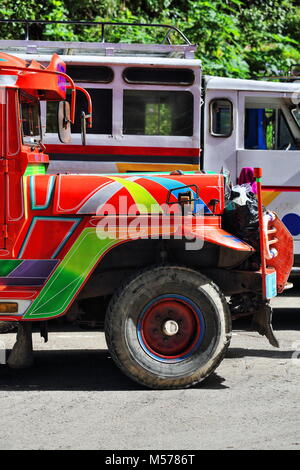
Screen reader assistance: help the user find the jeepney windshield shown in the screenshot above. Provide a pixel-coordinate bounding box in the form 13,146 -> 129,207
20,93 -> 42,146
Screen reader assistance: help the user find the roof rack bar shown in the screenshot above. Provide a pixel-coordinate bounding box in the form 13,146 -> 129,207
0,19 -> 191,45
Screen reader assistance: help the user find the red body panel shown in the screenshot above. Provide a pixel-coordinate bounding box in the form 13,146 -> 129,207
45,144 -> 200,158
267,215 -> 294,293
51,173 -> 224,215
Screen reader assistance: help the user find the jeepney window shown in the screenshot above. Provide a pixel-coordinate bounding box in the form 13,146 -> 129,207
209,99 -> 233,137
123,90 -> 193,136
291,107 -> 300,127
245,107 -> 296,150
66,66 -> 113,83
123,68 -> 195,86
20,95 -> 42,145
46,88 -> 113,135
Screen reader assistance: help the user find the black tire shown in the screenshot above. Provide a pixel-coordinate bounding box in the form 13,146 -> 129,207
105,266 -> 231,389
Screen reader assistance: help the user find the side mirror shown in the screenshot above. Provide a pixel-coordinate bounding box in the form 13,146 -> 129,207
58,101 -> 71,143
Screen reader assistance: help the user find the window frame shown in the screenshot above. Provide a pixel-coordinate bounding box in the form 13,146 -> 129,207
209,98 -> 233,138
244,105 -> 296,151
43,63 -> 201,147
66,65 -> 114,84
122,67 -> 195,86
291,107 -> 300,130
122,89 -> 194,137
276,108 -> 290,149
45,85 -> 113,136
19,91 -> 42,147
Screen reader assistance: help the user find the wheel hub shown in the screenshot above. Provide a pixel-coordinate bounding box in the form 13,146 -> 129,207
138,296 -> 203,359
162,319 -> 179,336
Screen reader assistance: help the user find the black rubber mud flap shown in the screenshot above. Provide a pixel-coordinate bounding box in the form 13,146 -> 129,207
251,302 -> 279,348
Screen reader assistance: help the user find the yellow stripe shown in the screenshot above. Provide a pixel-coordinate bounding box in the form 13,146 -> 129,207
109,176 -> 163,213
262,191 -> 281,207
116,163 -> 199,173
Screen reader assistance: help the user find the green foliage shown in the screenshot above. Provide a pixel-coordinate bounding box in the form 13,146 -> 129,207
237,0 -> 300,77
177,1 -> 250,78
0,0 -> 299,78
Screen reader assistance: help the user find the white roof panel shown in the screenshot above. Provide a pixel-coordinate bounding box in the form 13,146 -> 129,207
6,53 -> 201,68
205,75 -> 300,93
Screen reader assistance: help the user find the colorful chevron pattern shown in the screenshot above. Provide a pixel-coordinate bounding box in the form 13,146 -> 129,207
0,171 -> 228,320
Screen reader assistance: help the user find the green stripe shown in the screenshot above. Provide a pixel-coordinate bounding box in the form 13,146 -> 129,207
0,260 -> 23,276
24,164 -> 46,176
23,228 -> 119,319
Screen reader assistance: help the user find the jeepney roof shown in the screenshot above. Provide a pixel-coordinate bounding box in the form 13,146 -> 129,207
204,75 -> 300,93
0,38 -> 201,69
4,53 -> 201,69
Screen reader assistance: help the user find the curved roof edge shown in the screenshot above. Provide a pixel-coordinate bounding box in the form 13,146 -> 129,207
204,75 -> 300,93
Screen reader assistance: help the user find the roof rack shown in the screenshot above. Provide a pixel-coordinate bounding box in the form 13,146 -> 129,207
0,20 -> 196,59
0,19 -> 191,44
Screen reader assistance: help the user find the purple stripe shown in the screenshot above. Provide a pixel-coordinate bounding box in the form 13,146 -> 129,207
7,260 -> 58,278
0,277 -> 45,286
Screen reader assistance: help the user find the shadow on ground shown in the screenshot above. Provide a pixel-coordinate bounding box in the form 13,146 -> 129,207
226,348 -> 295,360
0,348 -> 228,392
0,298 -> 298,393
233,308 -> 299,332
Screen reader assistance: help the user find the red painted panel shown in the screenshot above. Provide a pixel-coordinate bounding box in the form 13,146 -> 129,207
49,173 -> 224,216
53,174 -> 112,213
32,175 -> 55,208
266,216 -> 294,293
101,187 -> 135,215
0,99 -> 5,249
0,171 -> 4,250
263,186 -> 300,192
6,88 -> 20,158
45,144 -> 200,157
20,218 -> 79,259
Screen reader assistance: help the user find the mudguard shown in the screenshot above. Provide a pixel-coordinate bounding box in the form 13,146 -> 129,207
264,213 -> 294,293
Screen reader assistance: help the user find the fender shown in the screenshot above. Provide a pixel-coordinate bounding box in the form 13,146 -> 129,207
0,217 -> 254,321
20,220 -> 253,320
192,224 -> 254,252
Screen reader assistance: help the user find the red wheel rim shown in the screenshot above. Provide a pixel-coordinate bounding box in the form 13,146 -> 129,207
139,296 -> 202,359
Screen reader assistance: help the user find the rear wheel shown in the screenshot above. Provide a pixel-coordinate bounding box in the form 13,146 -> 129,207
105,266 -> 231,389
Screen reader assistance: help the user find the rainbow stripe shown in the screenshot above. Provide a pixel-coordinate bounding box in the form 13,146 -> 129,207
23,228 -> 120,319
